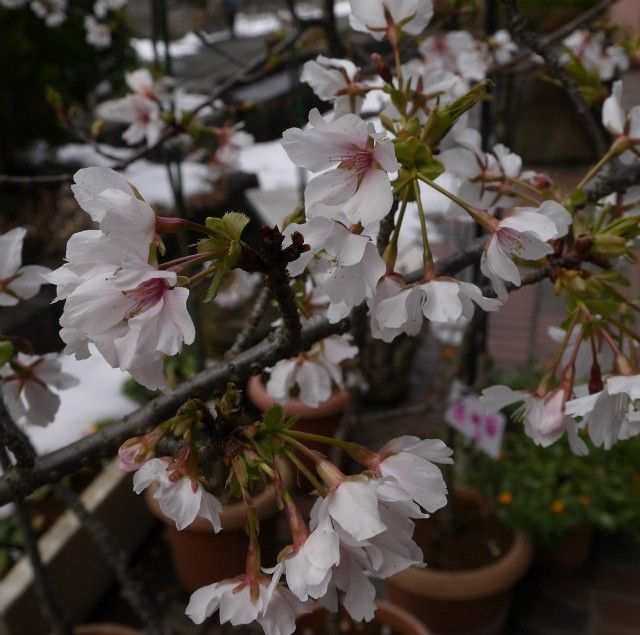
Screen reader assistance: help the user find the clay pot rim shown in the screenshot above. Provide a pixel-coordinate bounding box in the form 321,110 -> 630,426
390,528 -> 532,601
302,600 -> 431,635
73,624 -> 141,635
145,458 -> 292,533
247,374 -> 349,419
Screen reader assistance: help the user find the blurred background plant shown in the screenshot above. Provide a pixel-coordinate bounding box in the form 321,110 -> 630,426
468,431 -> 640,546
0,1 -> 134,174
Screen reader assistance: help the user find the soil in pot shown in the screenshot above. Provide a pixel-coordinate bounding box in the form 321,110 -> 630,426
387,490 -> 532,635
297,600 -> 431,635
145,460 -> 291,593
535,525 -> 594,574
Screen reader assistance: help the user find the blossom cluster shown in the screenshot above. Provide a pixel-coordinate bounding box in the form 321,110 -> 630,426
0,0 -> 127,48
117,390 -> 452,635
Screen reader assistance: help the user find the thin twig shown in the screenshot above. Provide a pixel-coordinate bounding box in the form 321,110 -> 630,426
501,0 -> 608,155
53,483 -> 168,635
492,0 -> 615,75
0,402 -> 165,633
0,406 -> 73,635
226,284 -> 273,358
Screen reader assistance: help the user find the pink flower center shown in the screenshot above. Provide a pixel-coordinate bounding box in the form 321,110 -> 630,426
496,227 -> 526,254
123,277 -> 166,319
137,108 -> 151,125
339,145 -> 374,176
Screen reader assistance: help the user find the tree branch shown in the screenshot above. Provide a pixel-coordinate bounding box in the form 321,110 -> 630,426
501,0 -> 608,156
586,162 -> 640,202
0,241 -> 488,505
226,284 -> 273,358
492,0 -> 616,75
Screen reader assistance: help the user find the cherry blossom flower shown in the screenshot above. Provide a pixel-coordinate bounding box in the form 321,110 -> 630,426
480,201 -> 571,300
301,55 -> 362,116
84,15 -> 111,48
489,29 -> 519,66
562,30 -> 629,81
93,0 -> 126,19
419,31 -> 477,74
285,216 -> 386,321
309,474 -> 425,621
602,80 -> 640,144
133,457 -> 222,531
125,68 -> 158,100
368,276 -> 500,343
440,129 -> 527,209
98,94 -> 163,146
186,574 -> 309,635
0,353 -> 78,427
0,227 -> 51,307
48,234 -> 194,390
565,375 -> 640,449
265,334 -> 358,407
349,0 -> 434,41
71,167 -> 157,259
30,0 -> 66,27
369,436 -> 452,513
481,384 -> 588,455
281,109 -> 399,225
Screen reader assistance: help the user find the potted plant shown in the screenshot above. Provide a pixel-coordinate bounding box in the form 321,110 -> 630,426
467,431 -> 640,573
247,334 -> 358,452
144,457 -> 292,593
297,600 -> 432,635
386,486 -> 533,635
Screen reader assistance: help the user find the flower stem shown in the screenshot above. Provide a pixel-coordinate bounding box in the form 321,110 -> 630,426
576,141 -> 626,190
539,309 -> 579,392
384,192 -> 411,270
284,449 -> 327,497
418,174 -> 495,232
185,264 -> 218,286
413,179 -> 436,277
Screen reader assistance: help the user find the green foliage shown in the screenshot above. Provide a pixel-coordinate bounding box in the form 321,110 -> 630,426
250,405 -> 297,464
0,340 -> 14,367
394,137 -> 444,187
468,431 -> 640,545
424,80 -> 491,147
0,3 -> 135,172
198,212 -> 250,301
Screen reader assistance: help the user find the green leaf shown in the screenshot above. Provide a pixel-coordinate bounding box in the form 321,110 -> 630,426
0,341 -> 14,367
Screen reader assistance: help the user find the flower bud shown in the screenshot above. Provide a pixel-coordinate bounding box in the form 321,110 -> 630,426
592,234 -> 627,258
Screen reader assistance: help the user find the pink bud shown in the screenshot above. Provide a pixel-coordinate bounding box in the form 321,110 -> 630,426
117,442 -> 144,472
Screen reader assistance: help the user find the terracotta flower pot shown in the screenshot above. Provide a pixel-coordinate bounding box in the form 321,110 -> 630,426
535,526 -> 594,573
247,375 -> 349,453
73,625 -> 141,635
145,460 -> 291,593
297,600 -> 432,635
387,491 -> 533,635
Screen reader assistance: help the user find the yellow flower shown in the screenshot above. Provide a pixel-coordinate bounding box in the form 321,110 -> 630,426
551,500 -> 565,514
497,491 -> 513,505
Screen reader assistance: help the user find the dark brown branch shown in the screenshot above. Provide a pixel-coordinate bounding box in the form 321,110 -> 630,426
0,27 -> 307,188
0,242 -> 487,505
0,407 -> 73,635
586,163 -> 640,202
0,401 -> 165,632
492,0 -> 615,75
501,0 -> 608,156
226,284 -> 273,358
